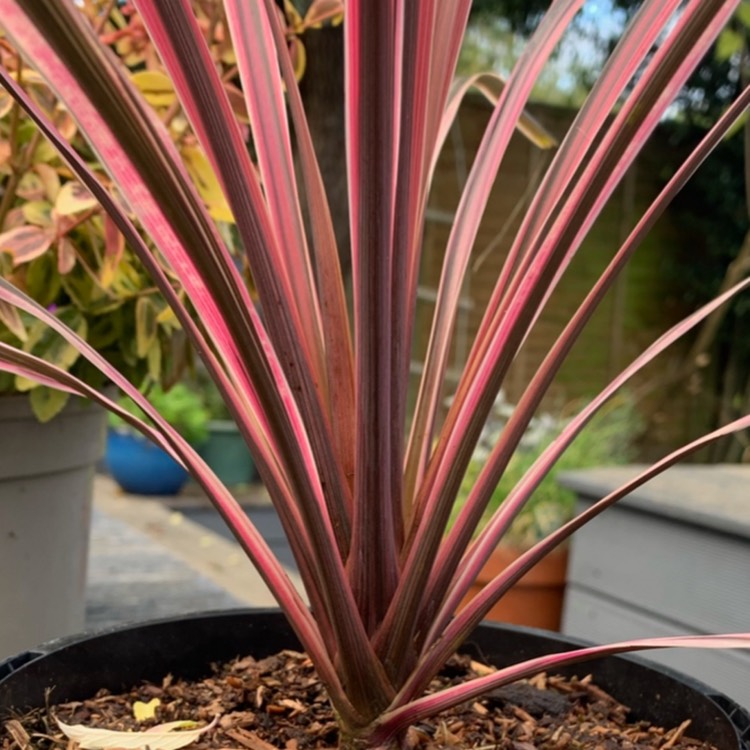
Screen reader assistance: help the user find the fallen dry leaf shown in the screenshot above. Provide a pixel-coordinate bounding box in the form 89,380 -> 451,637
132,698 -> 161,722
56,716 -> 218,750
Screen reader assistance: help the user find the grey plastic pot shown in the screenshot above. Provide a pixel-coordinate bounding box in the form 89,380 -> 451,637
0,610 -> 748,750
0,395 -> 105,659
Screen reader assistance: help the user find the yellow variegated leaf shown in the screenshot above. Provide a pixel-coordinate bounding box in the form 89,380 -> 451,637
156,304 -> 179,329
33,138 -> 58,165
219,45 -> 236,66
0,225 -> 53,265
34,163 -> 62,201
56,717 -> 217,750
136,296 -> 158,358
23,311 -> 87,374
147,336 -> 162,380
55,181 -> 98,215
0,141 -> 11,170
182,145 -> 234,222
30,386 -> 69,422
54,107 -> 78,141
0,88 -> 13,118
131,70 -> 177,108
17,171 -> 45,200
13,375 -> 35,392
21,201 -> 53,228
284,0 -> 304,32
0,299 -> 28,342
16,69 -> 47,87
303,0 -> 345,29
289,37 -> 307,82
2,207 -> 26,232
57,237 -> 77,274
100,258 -> 118,290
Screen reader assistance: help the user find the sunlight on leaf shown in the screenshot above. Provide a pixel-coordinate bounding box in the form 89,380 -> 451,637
55,181 -> 98,215
56,716 -> 218,750
182,145 -> 234,222
131,70 -> 177,108
34,163 -> 62,201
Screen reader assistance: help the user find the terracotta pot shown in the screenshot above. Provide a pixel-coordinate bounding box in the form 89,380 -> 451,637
458,545 -> 569,630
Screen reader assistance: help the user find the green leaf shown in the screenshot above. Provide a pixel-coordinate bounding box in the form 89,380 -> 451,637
716,28 -> 744,62
30,385 -> 70,422
147,340 -> 162,381
16,171 -> 45,200
136,297 -> 158,358
21,200 -> 53,227
23,307 -> 88,372
723,109 -> 748,141
736,1 -> 750,29
25,254 -> 62,306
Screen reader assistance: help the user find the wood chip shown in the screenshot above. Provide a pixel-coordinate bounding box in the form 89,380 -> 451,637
3,720 -> 30,750
225,729 -> 277,750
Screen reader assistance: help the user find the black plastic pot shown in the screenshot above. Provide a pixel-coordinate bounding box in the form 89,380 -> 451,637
1,609 -> 748,749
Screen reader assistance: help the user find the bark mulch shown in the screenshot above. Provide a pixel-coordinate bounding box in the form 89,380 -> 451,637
1,650 -> 721,750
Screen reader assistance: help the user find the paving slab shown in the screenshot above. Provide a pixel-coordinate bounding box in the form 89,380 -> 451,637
86,476 -> 305,631
86,509 -> 241,630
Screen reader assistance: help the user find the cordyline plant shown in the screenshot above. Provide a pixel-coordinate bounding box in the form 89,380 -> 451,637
1,0 -> 750,746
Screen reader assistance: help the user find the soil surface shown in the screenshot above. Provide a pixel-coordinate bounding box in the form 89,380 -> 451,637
1,650 -> 722,750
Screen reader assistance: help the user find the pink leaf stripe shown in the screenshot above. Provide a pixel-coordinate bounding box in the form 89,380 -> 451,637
375,634 -> 750,741
1,0 -> 749,734
424,80 -> 750,640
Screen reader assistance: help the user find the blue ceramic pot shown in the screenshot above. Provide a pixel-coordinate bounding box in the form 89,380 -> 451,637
105,429 -> 189,496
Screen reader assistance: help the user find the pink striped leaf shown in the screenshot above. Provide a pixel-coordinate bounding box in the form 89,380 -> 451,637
405,0 -> 740,625
425,82 -> 750,636
345,0 -> 402,634
401,411 -> 750,711
132,1 -> 354,563
425,275 -> 750,658
376,632 -> 750,741
261,0 -> 355,498
0,338 -> 360,726
472,0 -> 686,347
384,0 -> 587,678
403,0 -> 586,533
0,0 -> 374,701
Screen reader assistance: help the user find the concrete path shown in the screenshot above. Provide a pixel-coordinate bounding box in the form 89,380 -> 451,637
86,476 -> 304,631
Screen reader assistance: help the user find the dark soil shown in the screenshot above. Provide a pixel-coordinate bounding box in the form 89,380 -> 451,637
1,650 -> 720,750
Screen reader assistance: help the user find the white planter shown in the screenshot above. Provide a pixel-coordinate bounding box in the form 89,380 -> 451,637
0,396 -> 105,658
